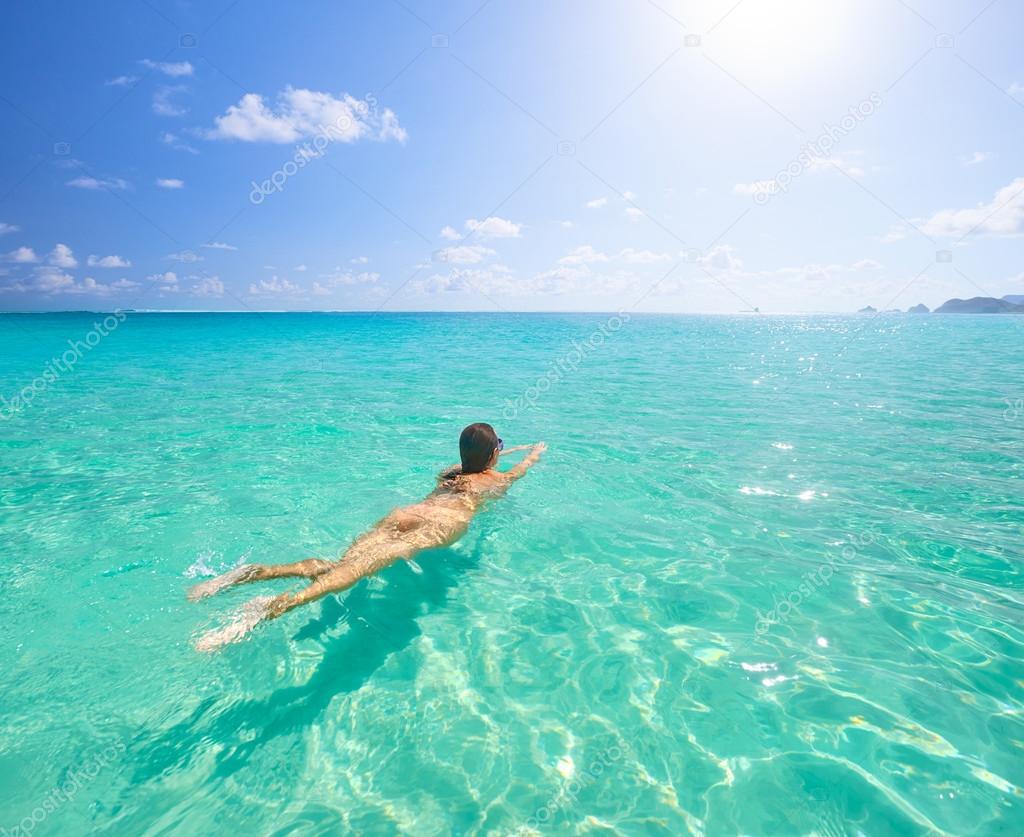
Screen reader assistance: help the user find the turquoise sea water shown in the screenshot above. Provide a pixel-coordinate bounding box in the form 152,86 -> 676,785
1,312 -> 1022,835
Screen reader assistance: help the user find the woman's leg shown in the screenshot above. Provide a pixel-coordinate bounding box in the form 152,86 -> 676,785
187,557 -> 334,601
266,536 -> 415,617
264,563 -> 365,618
193,541 -> 414,651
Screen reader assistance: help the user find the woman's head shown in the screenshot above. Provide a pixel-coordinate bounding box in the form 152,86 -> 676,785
459,422 -> 502,473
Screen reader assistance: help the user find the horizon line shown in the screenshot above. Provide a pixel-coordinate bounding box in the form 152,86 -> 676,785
0,308 -> 946,316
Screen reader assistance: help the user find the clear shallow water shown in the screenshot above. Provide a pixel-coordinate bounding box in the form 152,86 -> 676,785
1,312 -> 1022,836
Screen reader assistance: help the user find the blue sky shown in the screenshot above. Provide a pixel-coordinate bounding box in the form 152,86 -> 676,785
1,0 -> 1022,312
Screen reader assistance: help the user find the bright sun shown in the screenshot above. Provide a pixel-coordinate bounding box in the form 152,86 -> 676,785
699,0 -> 862,79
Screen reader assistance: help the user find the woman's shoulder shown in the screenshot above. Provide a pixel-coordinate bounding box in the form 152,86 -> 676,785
436,467 -> 505,495
463,469 -> 510,494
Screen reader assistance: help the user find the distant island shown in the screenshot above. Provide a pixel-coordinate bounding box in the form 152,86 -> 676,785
933,296 -> 1024,313
857,295 -> 1024,314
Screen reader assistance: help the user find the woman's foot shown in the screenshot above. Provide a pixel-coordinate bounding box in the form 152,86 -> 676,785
193,596 -> 275,652
187,563 -> 259,601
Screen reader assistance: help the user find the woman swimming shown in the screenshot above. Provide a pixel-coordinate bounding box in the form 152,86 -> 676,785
189,423 -> 546,651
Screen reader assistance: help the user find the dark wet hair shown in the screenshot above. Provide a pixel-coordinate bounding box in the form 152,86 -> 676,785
459,422 -> 499,474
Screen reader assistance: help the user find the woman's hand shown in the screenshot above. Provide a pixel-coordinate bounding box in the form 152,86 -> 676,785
503,441 -> 547,481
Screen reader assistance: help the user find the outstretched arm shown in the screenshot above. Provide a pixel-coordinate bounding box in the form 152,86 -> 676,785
504,442 -> 546,482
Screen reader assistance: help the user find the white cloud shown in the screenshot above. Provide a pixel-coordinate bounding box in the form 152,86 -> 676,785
415,266 -> 513,295
623,191 -> 638,201
294,264 -> 307,272
70,277 -> 112,295
558,245 -> 609,265
1009,82 -> 1024,98
191,276 -> 225,297
309,270 -> 382,297
49,243 -> 77,268
207,87 -> 406,144
559,220 -> 574,229
464,216 -> 522,239
920,176 -> 1024,238
350,255 -> 369,264
344,271 -> 379,285
413,261 -> 639,298
156,178 -> 184,189
618,248 -> 671,264
153,85 -> 188,117
435,245 -> 495,264
624,206 -> 644,221
585,197 -> 608,208
249,276 -> 301,295
439,225 -> 461,241
527,264 -> 604,294
7,268 -> 132,296
961,151 -> 993,166
735,155 -> 865,197
167,250 -> 203,263
314,270 -> 380,293
140,59 -> 194,77
105,75 -> 138,87
144,271 -> 182,296
733,180 -> 779,197
161,132 -> 199,154
697,245 -> 743,273
880,224 -> 908,243
531,265 -> 589,286
790,265 -> 833,282
202,241 -> 237,251
676,247 -> 879,289
69,276 -> 108,294
87,254 -> 131,268
66,175 -> 128,190
0,222 -> 19,236
806,154 -> 865,177
31,268 -> 74,293
751,260 -> 877,284
7,246 -> 37,263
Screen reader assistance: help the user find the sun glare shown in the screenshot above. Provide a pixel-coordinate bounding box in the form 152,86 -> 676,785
699,0 -> 862,79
